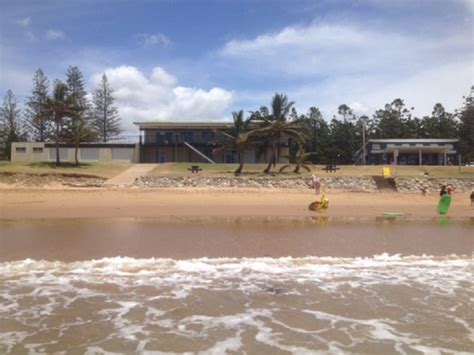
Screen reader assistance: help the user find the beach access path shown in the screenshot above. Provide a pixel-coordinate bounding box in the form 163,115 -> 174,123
1,188 -> 473,220
103,164 -> 157,186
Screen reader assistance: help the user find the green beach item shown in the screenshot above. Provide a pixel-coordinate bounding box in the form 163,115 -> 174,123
437,194 -> 452,215
382,212 -> 405,217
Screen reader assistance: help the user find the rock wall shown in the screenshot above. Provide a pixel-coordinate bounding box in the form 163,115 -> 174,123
135,176 -> 379,192
394,177 -> 473,193
134,176 -> 473,193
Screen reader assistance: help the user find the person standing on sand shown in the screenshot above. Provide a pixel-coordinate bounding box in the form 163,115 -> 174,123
311,174 -> 321,195
439,185 -> 447,197
437,184 -> 453,215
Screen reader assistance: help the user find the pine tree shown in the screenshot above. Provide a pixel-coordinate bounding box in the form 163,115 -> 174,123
24,68 -> 52,141
41,80 -> 76,165
0,90 -> 25,160
65,65 -> 89,124
91,74 -> 122,142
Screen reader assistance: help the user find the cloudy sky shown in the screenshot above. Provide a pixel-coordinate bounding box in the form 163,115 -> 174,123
1,0 -> 472,134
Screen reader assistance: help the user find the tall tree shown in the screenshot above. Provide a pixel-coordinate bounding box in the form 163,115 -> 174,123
65,66 -> 89,123
41,80 -> 77,165
329,117 -> 357,164
213,110 -> 253,174
253,93 -> 304,173
66,120 -> 98,165
337,104 -> 355,121
458,86 -> 474,163
328,104 -> 359,164
0,90 -> 25,160
91,74 -> 122,142
373,99 -> 415,138
294,107 -> 331,164
421,103 -> 458,138
24,68 -> 52,141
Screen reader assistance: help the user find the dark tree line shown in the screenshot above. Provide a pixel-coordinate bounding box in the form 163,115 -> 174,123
0,66 -> 122,163
289,95 -> 472,165
217,89 -> 473,173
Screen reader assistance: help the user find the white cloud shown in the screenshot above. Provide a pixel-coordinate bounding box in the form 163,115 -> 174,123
136,33 -> 171,47
45,29 -> 66,40
25,31 -> 36,41
219,23 -> 471,77
15,17 -> 31,27
90,65 -> 233,133
218,22 -> 472,117
458,0 -> 474,12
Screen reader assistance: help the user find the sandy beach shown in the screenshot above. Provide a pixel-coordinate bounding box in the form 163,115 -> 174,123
1,187 -> 473,354
1,187 -> 473,219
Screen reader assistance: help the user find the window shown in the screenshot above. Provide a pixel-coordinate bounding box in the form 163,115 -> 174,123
15,147 -> 26,153
202,131 -> 214,141
181,132 -> 193,142
33,147 -> 43,153
165,132 -> 174,143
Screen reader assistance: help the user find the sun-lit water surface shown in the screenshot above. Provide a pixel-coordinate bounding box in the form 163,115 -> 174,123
1,254 -> 473,354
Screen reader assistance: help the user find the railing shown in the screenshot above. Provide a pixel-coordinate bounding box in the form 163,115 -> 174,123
183,141 -> 215,164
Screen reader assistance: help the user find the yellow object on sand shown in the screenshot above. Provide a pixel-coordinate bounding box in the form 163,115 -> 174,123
383,167 -> 392,178
309,194 -> 329,212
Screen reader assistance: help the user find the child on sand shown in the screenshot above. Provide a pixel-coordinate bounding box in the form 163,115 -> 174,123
311,174 -> 321,195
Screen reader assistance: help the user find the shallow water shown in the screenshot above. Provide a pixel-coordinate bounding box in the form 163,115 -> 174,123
0,219 -> 473,353
1,255 -> 473,353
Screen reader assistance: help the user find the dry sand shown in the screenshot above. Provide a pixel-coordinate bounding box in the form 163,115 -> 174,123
1,187 -> 473,220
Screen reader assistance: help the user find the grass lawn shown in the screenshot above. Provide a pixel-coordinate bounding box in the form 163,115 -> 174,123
0,161 -> 132,179
147,163 -> 474,178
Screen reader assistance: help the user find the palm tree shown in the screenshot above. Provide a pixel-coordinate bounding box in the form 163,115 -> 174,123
253,93 -> 305,173
213,110 -> 253,175
279,145 -> 316,173
41,81 -> 77,165
67,120 -> 98,165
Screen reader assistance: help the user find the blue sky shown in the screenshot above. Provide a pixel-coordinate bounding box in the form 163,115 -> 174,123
1,0 -> 473,133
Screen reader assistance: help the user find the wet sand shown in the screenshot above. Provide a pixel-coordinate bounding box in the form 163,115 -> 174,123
1,218 -> 472,261
1,188 -> 473,219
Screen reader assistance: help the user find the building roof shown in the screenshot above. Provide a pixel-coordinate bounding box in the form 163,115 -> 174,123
134,121 -> 233,130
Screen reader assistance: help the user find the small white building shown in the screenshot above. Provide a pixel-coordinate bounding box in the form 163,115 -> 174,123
11,142 -> 140,163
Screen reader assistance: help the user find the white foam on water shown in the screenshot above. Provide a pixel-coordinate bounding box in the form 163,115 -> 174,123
0,332 -> 28,353
198,330 -> 243,354
85,346 -> 123,355
1,254 -> 473,354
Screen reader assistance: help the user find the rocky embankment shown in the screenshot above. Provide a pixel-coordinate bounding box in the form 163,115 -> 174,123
394,177 -> 473,193
0,172 -> 105,187
135,176 -> 473,193
135,176 -> 379,191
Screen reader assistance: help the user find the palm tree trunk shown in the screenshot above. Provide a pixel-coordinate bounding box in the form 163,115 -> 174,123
263,161 -> 272,173
55,116 -> 60,166
235,151 -> 243,174
263,137 -> 277,173
272,138 -> 278,167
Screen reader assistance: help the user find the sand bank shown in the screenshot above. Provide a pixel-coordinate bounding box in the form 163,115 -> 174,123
1,188 -> 473,220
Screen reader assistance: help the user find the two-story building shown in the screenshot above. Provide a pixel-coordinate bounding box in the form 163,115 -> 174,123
134,121 -> 290,164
